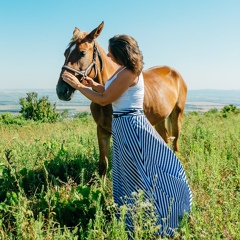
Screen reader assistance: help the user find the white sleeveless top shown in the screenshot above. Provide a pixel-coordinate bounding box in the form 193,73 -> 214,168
105,67 -> 144,113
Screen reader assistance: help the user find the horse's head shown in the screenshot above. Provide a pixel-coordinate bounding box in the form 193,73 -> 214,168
56,22 -> 104,101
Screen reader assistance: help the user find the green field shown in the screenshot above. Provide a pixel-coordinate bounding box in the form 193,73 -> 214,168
0,109 -> 239,239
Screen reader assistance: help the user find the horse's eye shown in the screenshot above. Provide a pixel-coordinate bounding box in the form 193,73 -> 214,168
79,51 -> 86,57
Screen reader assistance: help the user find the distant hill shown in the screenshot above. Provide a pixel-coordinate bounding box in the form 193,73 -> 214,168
185,89 -> 240,112
0,89 -> 239,114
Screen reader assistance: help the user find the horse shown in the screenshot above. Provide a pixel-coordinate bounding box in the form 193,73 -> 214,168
56,21 -> 187,177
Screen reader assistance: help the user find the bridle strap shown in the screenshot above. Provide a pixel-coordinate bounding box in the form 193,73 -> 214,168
62,42 -> 103,82
97,46 -> 103,72
62,65 -> 88,76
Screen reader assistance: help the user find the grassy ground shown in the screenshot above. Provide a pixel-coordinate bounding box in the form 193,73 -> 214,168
0,110 -> 239,239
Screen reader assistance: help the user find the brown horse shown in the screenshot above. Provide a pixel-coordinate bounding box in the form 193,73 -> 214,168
56,21 -> 187,176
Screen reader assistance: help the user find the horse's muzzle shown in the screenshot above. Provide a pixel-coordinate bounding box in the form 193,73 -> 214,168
56,81 -> 75,101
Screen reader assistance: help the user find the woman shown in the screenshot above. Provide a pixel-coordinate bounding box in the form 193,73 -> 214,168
62,35 -> 192,237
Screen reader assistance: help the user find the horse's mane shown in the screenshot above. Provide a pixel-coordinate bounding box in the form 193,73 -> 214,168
71,31 -> 88,43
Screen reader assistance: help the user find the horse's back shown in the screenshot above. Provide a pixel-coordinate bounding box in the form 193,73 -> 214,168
143,65 -> 186,90
142,66 -> 187,125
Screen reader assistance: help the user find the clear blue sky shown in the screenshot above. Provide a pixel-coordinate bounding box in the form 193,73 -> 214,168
0,0 -> 239,90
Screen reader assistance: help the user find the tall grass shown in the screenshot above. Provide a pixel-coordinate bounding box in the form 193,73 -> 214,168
0,110 -> 239,239
178,111 -> 240,239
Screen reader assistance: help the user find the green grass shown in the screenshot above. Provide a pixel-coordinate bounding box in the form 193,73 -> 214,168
178,111 -> 240,239
0,110 -> 239,239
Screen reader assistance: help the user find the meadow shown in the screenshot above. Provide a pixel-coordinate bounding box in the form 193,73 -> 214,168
0,107 -> 239,239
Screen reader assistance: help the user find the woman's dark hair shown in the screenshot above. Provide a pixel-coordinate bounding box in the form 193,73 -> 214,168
108,35 -> 144,75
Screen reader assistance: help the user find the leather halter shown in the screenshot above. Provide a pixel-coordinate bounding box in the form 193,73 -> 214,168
62,41 -> 103,82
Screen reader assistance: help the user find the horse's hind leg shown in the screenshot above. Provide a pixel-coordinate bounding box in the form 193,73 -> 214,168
167,106 -> 183,152
155,107 -> 183,152
155,120 -> 170,146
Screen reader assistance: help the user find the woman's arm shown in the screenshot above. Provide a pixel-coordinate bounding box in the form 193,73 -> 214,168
82,77 -> 105,93
62,69 -> 137,106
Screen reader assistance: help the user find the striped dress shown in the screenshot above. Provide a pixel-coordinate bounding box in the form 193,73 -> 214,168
105,68 -> 192,237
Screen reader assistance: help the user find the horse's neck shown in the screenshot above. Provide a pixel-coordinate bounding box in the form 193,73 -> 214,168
95,44 -> 118,86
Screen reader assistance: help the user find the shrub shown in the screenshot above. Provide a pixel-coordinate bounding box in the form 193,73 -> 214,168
19,92 -> 66,123
186,111 -> 200,116
0,113 -> 25,125
221,104 -> 240,118
221,104 -> 240,114
74,111 -> 90,119
206,108 -> 218,114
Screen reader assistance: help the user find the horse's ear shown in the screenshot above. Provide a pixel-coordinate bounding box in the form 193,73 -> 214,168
73,27 -> 80,35
87,21 -> 104,41
71,27 -> 81,41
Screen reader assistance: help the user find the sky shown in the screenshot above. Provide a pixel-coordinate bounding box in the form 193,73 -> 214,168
0,0 -> 239,90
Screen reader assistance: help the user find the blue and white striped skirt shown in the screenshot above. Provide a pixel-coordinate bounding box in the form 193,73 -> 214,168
111,113 -> 192,236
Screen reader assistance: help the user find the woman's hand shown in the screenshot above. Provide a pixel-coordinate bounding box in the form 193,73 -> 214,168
62,71 -> 83,89
81,76 -> 94,87
62,71 -> 95,90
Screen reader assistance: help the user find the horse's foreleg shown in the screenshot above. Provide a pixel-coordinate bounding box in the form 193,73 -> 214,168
97,125 -> 111,177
